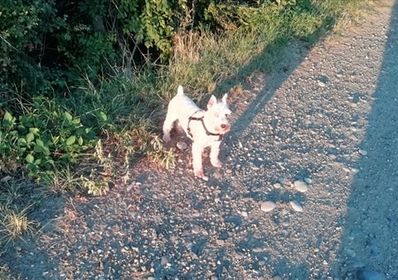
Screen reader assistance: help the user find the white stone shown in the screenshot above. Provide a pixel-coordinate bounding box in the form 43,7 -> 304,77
293,180 -> 308,193
290,201 -> 304,212
260,201 -> 276,212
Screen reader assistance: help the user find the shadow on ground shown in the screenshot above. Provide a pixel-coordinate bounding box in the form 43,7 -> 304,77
0,180 -> 65,279
1,7 -> 342,279
331,1 -> 398,278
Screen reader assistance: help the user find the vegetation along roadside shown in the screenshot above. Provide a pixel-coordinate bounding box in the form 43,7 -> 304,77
0,0 -> 367,252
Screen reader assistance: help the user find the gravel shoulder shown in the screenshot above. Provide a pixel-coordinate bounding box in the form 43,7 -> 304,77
2,0 -> 398,279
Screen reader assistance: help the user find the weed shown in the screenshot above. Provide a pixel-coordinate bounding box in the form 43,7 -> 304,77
0,203 -> 36,248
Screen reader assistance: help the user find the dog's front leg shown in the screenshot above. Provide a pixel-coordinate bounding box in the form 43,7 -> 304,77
210,141 -> 223,168
192,142 -> 207,180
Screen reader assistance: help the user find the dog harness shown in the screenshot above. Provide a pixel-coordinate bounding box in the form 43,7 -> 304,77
187,110 -> 223,141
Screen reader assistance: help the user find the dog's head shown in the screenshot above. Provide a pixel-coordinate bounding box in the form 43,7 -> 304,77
205,94 -> 232,134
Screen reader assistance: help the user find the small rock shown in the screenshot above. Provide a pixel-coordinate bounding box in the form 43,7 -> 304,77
293,180 -> 308,193
273,183 -> 282,189
177,141 -> 188,151
357,269 -> 386,280
317,75 -> 329,87
359,149 -> 368,156
304,178 -> 312,184
161,256 -> 169,266
192,225 -> 201,234
260,201 -> 276,212
290,201 -> 303,212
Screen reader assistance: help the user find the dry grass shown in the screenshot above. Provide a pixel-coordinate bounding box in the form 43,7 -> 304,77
0,203 -> 36,248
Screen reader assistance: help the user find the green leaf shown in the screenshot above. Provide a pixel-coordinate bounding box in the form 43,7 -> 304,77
2,111 -> 15,128
26,132 -> 35,143
66,135 -> 76,146
36,138 -> 45,147
64,112 -> 73,122
72,118 -> 81,125
3,111 -> 13,122
99,111 -> 108,122
26,154 -> 34,163
29,127 -> 39,135
78,136 -> 83,145
18,137 -> 27,146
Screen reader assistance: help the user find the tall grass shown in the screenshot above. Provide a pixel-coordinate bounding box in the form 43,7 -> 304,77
57,0 -> 365,192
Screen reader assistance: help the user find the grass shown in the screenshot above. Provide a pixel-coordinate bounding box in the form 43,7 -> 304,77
0,179 -> 39,251
0,0 -> 368,251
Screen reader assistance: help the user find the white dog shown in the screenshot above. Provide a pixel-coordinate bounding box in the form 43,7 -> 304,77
163,85 -> 232,180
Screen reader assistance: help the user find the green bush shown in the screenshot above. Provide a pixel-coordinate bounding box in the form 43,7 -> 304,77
0,97 -> 97,182
0,0 -> 61,94
0,0 -> 362,189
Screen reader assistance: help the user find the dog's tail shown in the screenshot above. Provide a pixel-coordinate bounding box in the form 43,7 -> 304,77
177,85 -> 184,96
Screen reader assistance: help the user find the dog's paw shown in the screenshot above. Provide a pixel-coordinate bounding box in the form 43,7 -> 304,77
194,169 -> 208,181
211,159 -> 223,168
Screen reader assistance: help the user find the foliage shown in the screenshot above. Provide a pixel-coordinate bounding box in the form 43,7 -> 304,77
0,98 -> 97,182
0,0 -> 364,196
0,0 -> 61,93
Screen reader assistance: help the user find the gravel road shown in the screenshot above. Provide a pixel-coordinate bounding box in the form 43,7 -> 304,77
2,0 -> 398,279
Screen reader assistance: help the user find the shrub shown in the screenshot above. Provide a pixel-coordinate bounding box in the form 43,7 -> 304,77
0,0 -> 61,93
0,97 -> 97,182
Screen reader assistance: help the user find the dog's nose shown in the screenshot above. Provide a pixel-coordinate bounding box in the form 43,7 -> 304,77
221,124 -> 229,130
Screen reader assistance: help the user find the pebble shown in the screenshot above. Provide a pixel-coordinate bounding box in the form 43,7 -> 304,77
192,225 -> 201,234
216,239 -> 225,246
290,201 -> 304,212
161,256 -> 169,266
260,201 -> 276,212
273,183 -> 282,189
177,141 -> 188,151
293,180 -> 308,193
358,149 -> 368,155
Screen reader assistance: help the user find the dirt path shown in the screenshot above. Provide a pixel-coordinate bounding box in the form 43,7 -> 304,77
2,0 -> 398,279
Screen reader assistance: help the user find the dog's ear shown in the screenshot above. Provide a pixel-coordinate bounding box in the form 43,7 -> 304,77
222,93 -> 228,104
207,95 -> 217,109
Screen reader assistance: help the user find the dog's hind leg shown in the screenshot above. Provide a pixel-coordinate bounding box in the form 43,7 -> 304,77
162,112 -> 176,143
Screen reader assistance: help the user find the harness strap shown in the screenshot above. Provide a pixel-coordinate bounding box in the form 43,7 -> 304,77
187,111 -> 223,141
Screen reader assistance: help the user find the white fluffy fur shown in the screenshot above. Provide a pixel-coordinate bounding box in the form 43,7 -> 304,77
163,85 -> 232,180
